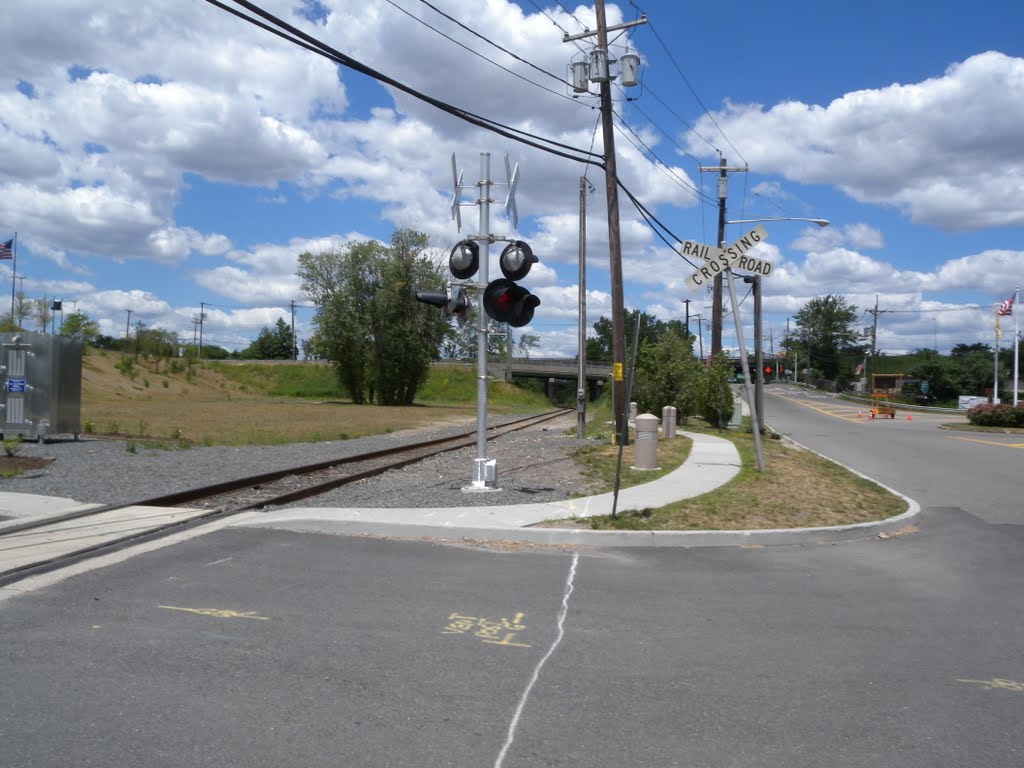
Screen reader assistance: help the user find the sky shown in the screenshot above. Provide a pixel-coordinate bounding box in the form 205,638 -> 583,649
3,0 -> 1024,360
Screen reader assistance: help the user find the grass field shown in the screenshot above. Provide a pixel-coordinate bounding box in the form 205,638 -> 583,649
80,352 -> 549,445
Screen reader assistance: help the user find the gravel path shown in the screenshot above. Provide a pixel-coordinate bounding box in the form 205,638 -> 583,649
2,413 -> 604,511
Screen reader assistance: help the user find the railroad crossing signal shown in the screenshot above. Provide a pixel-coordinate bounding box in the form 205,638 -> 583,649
684,225 -> 772,290
482,241 -> 540,327
483,279 -> 539,327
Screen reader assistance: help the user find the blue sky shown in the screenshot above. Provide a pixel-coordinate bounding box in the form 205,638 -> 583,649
3,0 -> 1024,358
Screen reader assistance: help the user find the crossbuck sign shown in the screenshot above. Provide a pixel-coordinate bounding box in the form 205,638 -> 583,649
684,225 -> 772,290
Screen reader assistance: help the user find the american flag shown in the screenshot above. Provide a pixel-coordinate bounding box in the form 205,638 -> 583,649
0,239 -> 12,260
997,296 -> 1014,317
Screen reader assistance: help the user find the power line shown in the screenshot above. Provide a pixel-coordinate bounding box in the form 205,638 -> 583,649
410,0 -> 570,89
643,17 -> 747,165
616,81 -> 718,158
616,178 -> 703,269
520,0 -> 590,58
611,107 -> 716,207
385,0 -> 577,103
202,0 -> 603,168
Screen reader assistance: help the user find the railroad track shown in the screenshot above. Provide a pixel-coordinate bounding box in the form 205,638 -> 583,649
0,409 -> 570,586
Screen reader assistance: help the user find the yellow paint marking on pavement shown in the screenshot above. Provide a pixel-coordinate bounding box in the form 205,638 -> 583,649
443,611 -> 531,648
771,393 -> 870,424
950,436 -> 1024,449
159,605 -> 269,620
957,678 -> 1024,692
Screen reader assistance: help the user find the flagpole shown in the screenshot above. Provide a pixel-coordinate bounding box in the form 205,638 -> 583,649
1015,286 -> 1020,407
8,232 -> 16,322
994,302 -> 1000,405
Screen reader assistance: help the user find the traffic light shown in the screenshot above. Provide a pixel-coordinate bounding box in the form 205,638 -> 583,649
481,241 -> 540,327
498,240 -> 536,280
483,278 -> 540,327
449,240 -> 479,280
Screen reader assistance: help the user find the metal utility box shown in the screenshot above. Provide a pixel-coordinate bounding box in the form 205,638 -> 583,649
1,333 -> 82,442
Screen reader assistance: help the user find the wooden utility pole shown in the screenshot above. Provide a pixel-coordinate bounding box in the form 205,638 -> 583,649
594,0 -> 627,442
698,159 -> 748,359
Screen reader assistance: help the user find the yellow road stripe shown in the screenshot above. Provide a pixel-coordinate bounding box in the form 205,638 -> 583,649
950,436 -> 1024,449
771,393 -> 872,424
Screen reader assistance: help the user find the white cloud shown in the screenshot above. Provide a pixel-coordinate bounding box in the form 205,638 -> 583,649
688,51 -> 1024,231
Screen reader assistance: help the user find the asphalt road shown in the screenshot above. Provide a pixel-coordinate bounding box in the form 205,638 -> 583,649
3,516 -> 1023,767
763,385 -> 1023,525
2,389 -> 1023,767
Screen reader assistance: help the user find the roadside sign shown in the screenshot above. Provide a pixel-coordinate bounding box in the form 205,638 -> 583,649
684,225 -> 769,290
6,377 -> 26,393
680,239 -> 724,262
685,252 -> 732,290
730,252 -> 774,277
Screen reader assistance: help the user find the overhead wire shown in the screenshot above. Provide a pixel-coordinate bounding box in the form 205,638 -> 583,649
522,0 -> 590,56
643,17 -> 747,166
202,0 -> 603,169
411,0 -> 570,89
611,105 -> 716,207
393,0 -> 586,105
208,0 -> 759,293
614,82 -> 712,165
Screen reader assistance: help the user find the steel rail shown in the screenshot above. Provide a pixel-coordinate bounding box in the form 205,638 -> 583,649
0,409 -> 570,586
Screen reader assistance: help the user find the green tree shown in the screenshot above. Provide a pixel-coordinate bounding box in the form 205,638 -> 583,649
32,296 -> 52,333
786,295 -> 862,382
634,331 -> 703,421
588,310 -> 688,362
245,318 -> 294,359
949,343 -> 993,396
907,349 -> 955,402
697,351 -> 736,428
60,310 -> 100,345
13,291 -> 32,329
516,333 -> 540,358
135,325 -> 178,372
298,228 -> 447,405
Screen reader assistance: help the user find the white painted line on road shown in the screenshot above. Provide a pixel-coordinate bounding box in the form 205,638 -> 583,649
493,551 -> 579,768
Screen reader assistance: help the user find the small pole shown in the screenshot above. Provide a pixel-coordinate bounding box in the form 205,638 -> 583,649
1014,286 -> 1020,406
994,302 -> 1000,404
726,268 -> 764,472
612,314 -> 643,518
469,152 -> 495,490
577,176 -> 587,439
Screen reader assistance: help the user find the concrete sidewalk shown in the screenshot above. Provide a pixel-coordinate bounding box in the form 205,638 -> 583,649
238,430 -> 920,547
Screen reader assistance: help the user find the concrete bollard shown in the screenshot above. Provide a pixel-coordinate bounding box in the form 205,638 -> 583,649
632,413 -> 660,470
629,401 -> 638,421
662,405 -> 677,438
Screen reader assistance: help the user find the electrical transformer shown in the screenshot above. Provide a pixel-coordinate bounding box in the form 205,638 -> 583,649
1,333 -> 82,443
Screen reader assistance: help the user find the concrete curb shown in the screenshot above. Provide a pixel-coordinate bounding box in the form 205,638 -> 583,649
240,501 -> 921,548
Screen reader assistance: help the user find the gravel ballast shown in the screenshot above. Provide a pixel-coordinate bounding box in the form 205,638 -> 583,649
2,413 -> 603,514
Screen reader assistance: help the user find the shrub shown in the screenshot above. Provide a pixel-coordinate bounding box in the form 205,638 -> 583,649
116,356 -> 137,380
966,403 -> 1024,428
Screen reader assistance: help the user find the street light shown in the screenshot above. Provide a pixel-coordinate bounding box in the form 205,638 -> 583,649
725,217 -> 830,435
727,217 -> 829,228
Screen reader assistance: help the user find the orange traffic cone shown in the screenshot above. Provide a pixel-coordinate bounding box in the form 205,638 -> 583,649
906,413 -> 912,420
857,409 -> 863,417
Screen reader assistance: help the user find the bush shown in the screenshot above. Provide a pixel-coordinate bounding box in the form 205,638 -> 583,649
967,403 -> 1024,428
